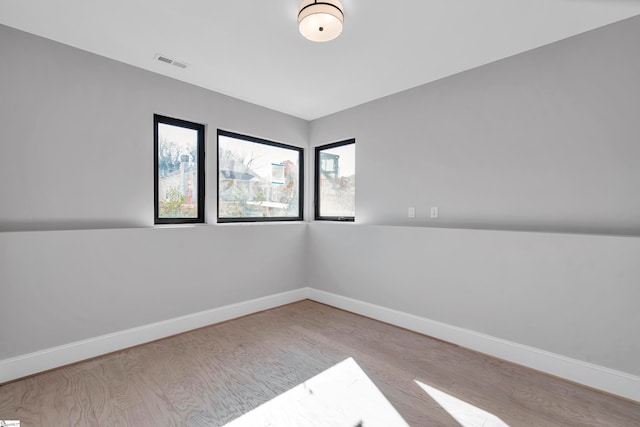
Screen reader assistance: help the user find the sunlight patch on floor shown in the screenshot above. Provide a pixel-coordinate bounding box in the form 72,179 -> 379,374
224,357 -> 408,427
415,380 -> 509,427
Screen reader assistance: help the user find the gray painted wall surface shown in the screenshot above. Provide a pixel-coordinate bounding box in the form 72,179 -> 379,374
306,17 -> 640,377
0,24 -> 308,231
0,224 -> 306,360
310,15 -> 640,236
1,17 -> 639,382
0,24 -> 308,360
308,223 -> 640,376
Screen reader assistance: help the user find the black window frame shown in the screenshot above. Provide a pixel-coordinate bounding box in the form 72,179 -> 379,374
154,114 -> 206,225
217,129 -> 304,223
315,138 -> 355,222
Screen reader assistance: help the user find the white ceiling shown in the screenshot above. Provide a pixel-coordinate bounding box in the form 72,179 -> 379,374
1,1 -> 639,120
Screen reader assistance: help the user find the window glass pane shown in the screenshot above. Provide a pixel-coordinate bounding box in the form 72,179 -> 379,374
218,132 -> 302,221
157,122 -> 199,219
317,141 -> 355,219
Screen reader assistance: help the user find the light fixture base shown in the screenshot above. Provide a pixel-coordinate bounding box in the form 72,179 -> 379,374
298,0 -> 344,42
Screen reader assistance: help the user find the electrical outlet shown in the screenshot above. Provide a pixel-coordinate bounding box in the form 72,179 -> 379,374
430,207 -> 439,219
408,207 -> 415,218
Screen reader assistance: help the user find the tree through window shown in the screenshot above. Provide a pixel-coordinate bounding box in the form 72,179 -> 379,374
154,115 -> 205,224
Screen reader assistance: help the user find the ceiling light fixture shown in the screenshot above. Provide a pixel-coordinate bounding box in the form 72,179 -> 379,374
298,0 -> 344,42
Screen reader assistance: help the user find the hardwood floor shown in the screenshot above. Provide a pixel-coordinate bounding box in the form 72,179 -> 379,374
1,300 -> 638,426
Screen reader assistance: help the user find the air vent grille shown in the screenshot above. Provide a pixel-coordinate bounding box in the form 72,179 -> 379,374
154,54 -> 188,69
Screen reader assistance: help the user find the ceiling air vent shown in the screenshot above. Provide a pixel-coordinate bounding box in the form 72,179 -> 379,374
154,54 -> 188,69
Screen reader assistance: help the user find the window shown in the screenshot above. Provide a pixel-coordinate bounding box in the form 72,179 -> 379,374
154,114 -> 205,224
217,130 -> 303,222
315,139 -> 355,221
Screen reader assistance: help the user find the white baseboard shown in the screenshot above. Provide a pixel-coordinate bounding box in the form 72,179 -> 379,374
0,288 -> 308,384
306,288 -> 640,403
3,287 -> 638,403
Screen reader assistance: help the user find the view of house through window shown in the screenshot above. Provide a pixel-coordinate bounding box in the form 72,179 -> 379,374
315,139 -> 355,220
154,115 -> 205,224
218,130 -> 303,222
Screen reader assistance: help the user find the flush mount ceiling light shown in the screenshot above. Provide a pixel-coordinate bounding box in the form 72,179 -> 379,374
298,0 -> 344,42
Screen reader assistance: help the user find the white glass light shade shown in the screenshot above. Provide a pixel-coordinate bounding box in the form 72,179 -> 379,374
298,0 -> 344,42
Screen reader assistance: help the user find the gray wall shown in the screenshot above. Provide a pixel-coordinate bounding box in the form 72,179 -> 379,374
311,15 -> 640,236
308,223 -> 640,376
307,16 -> 640,376
0,23 -> 308,231
0,24 -> 308,360
1,16 -> 639,381
0,224 -> 306,360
